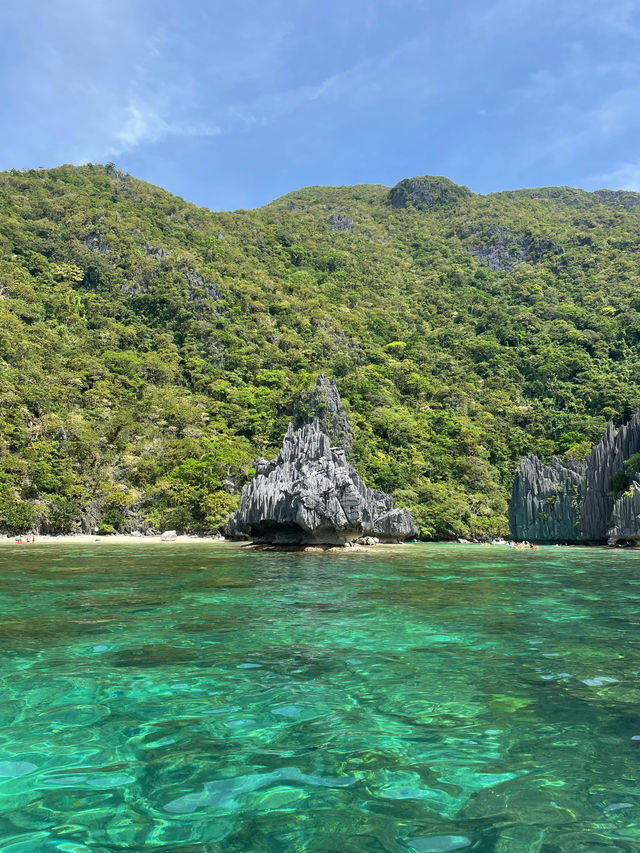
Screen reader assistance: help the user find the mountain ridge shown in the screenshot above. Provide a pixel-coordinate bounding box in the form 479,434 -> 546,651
1,163 -> 640,538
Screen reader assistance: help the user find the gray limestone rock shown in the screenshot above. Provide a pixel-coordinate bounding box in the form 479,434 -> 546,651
582,409 -> 640,542
510,408 -> 640,544
609,477 -> 640,544
291,374 -> 354,458
389,176 -> 473,210
328,214 -> 355,232
508,455 -> 586,543
143,243 -> 167,259
467,225 -> 564,272
226,377 -> 416,545
184,270 -> 220,301
593,189 -> 640,210
356,536 -> 379,546
82,233 -> 111,255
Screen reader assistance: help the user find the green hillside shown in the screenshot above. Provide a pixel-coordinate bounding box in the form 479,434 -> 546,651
1,164 -> 640,538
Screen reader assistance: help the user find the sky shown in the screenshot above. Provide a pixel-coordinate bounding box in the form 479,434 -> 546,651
1,0 -> 640,210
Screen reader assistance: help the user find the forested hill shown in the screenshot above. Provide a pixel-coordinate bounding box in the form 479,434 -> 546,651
1,164 -> 640,538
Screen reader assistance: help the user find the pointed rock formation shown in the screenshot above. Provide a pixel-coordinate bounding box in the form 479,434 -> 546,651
609,477 -> 640,544
290,373 -> 353,457
508,455 -> 586,543
509,408 -> 640,544
581,409 -> 640,542
226,376 -> 417,545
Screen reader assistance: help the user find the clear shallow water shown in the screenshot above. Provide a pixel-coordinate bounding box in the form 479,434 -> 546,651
1,543 -> 640,852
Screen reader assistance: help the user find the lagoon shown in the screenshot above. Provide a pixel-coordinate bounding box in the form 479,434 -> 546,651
0,542 -> 639,851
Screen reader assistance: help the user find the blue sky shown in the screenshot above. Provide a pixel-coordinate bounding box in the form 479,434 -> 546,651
2,0 -> 640,209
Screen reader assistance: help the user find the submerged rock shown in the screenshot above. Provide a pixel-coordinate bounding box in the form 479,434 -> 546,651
226,376 -> 416,545
508,455 -> 585,543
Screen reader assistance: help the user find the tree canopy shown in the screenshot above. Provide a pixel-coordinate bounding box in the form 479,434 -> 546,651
1,165 -> 639,537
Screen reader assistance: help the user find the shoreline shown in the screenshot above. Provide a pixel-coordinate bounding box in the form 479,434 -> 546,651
0,535 -> 608,550
0,533 -> 232,546
0,534 -> 417,550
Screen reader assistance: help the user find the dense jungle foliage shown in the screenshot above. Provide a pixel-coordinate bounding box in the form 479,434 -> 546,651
1,164 -> 640,538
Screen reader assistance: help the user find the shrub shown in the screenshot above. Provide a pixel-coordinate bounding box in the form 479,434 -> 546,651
0,500 -> 40,534
45,497 -> 80,534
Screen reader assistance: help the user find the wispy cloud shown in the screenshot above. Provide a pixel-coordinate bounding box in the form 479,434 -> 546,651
520,81 -> 640,168
588,0 -> 640,39
111,103 -> 172,151
211,34 -> 437,136
106,102 -> 220,156
2,0 -> 640,207
583,162 -> 640,192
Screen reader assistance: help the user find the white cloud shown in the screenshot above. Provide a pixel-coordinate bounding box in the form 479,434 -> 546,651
105,101 -> 220,156
583,162 -> 640,192
113,104 -> 169,149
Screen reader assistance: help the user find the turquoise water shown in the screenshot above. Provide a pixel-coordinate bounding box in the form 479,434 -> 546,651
1,543 -> 640,852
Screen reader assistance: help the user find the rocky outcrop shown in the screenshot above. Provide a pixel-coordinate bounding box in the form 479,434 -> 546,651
82,233 -> 111,254
226,376 -> 417,545
184,270 -> 220,301
328,214 -> 354,232
609,477 -> 640,544
510,408 -> 640,544
143,243 -> 167,258
388,176 -> 473,209
467,225 -> 564,272
290,374 -> 353,457
581,409 -> 640,542
508,455 -> 586,543
593,189 -> 640,210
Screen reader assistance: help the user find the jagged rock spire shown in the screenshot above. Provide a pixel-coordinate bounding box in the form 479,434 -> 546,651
581,409 -> 640,542
290,374 -> 353,457
509,407 -> 640,544
226,376 -> 416,545
508,455 -> 586,543
609,475 -> 640,543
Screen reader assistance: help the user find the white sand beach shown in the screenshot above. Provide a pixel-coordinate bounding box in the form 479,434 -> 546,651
0,533 -> 231,546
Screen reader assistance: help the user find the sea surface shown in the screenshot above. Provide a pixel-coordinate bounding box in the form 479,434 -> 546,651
0,542 -> 639,852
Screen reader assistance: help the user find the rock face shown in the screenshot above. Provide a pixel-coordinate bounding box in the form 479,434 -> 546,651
328,214 -> 355,232
226,376 -> 417,545
508,455 -> 586,543
510,408 -> 640,544
388,176 -> 473,209
593,189 -> 640,210
609,477 -> 640,544
581,410 -> 640,542
467,225 -> 564,272
290,373 -> 353,457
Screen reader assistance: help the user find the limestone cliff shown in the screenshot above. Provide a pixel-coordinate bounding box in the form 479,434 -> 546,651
509,408 -> 640,544
290,374 -> 353,457
609,477 -> 640,544
508,455 -> 585,543
581,410 -> 640,542
226,376 -> 417,545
